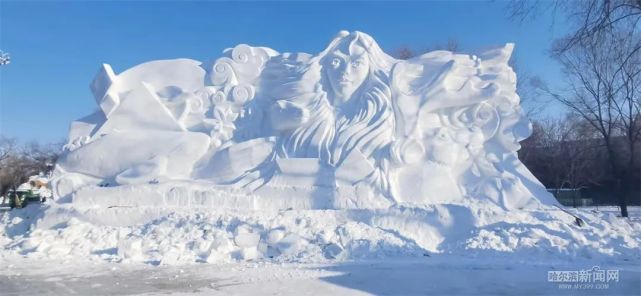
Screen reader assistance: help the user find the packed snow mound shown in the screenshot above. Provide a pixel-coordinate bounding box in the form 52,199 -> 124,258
1,203 -> 639,265
52,30 -> 558,210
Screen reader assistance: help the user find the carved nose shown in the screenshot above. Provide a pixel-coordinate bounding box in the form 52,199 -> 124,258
340,70 -> 351,80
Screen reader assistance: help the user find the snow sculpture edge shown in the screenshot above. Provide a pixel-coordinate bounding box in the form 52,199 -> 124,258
52,30 -> 559,210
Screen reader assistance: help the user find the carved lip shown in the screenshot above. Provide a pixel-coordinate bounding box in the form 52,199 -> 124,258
338,79 -> 352,85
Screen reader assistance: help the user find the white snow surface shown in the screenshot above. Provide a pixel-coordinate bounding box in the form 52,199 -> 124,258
2,253 -> 640,296
1,204 -> 640,295
2,202 -> 639,265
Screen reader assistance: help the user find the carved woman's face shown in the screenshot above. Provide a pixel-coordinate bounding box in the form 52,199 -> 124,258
325,44 -> 370,107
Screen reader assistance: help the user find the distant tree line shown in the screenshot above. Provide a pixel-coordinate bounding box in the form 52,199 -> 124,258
0,136 -> 61,197
519,115 -> 640,207
506,0 -> 640,216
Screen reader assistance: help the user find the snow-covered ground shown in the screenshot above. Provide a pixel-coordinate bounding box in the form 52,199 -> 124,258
577,206 -> 641,220
2,254 -> 640,296
1,203 -> 640,295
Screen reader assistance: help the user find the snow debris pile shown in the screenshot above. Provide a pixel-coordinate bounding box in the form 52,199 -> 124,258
8,174 -> 53,200
1,203 -> 639,265
22,174 -> 53,199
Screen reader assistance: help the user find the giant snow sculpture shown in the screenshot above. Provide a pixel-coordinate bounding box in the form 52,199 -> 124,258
52,31 -> 558,210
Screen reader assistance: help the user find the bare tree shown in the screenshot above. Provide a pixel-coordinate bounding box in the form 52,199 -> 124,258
534,32 -> 640,217
0,138 -> 61,196
0,137 -> 17,164
520,116 -> 604,197
506,0 -> 640,48
424,39 -> 460,53
505,0 -> 561,23
506,0 -> 641,67
507,0 -> 641,217
395,46 -> 415,60
394,39 -> 461,60
552,0 -> 640,55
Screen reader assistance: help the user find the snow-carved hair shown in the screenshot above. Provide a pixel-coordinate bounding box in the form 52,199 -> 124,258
265,31 -> 397,180
318,31 -> 396,166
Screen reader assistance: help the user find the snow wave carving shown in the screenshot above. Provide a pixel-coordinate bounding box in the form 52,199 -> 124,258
53,31 -> 558,210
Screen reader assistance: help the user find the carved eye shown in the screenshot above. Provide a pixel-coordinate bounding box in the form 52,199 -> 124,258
351,60 -> 363,67
331,58 -> 341,68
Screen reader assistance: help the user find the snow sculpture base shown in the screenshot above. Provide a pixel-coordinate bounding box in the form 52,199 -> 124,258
53,31 -> 558,211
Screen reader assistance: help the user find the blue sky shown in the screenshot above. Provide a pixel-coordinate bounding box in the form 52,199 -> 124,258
0,1 -> 569,143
